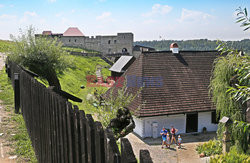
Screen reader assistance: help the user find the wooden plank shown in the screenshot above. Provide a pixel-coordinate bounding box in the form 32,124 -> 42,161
94,121 -> 105,163
120,138 -> 136,163
73,106 -> 80,163
79,110 -> 87,163
66,102 -> 74,163
86,114 -> 96,163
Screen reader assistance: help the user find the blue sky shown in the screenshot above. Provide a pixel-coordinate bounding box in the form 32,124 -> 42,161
0,0 -> 249,41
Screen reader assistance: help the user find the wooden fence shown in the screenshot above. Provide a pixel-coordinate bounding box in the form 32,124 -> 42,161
6,60 -> 153,163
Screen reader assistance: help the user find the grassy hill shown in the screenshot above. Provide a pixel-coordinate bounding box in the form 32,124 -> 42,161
0,40 -> 13,52
58,55 -> 110,114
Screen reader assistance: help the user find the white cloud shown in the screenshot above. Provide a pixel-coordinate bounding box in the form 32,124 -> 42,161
48,0 -> 56,3
143,19 -> 157,25
178,8 -> 212,22
24,11 -> 37,17
0,14 -> 17,20
96,12 -> 111,20
20,11 -> 38,23
143,4 -> 172,17
0,4 -> 4,8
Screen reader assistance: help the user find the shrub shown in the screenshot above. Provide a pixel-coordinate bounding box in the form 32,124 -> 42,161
210,146 -> 250,163
196,139 -> 222,156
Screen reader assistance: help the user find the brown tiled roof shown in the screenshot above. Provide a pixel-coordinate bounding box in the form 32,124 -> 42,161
105,51 -> 219,117
63,27 -> 84,36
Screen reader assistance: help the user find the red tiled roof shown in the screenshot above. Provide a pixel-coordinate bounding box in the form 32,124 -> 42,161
63,27 -> 84,36
105,51 -> 219,117
42,31 -> 52,35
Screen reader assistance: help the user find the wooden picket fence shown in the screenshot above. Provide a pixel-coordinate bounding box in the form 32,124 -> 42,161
6,60 -> 153,163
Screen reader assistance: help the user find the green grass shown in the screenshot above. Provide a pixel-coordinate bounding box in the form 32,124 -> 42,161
196,139 -> 222,157
0,69 -> 37,162
0,40 -> 13,53
62,46 -> 100,54
58,55 -> 111,114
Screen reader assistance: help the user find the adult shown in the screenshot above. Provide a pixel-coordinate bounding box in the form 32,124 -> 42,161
170,126 -> 178,145
160,127 -> 168,148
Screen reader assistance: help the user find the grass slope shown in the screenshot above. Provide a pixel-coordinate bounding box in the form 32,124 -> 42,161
0,40 -> 13,53
0,69 -> 37,162
58,55 -> 110,114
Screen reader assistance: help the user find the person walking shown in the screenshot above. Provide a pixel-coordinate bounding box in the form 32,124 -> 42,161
170,126 -> 178,145
160,127 -> 168,148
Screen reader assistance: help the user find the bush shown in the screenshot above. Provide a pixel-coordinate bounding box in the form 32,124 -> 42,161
196,139 -> 222,156
210,146 -> 250,163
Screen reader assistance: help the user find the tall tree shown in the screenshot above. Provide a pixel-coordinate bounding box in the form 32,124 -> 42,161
9,26 -> 72,90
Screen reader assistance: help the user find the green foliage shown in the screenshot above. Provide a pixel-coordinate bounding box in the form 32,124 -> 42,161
62,46 -> 100,54
232,121 -> 250,153
236,7 -> 250,31
210,146 -> 250,163
209,46 -> 243,122
56,55 -> 110,114
8,26 -> 72,88
0,40 -> 13,53
89,82 -> 140,127
134,39 -> 250,53
196,139 -> 222,156
0,69 -> 36,162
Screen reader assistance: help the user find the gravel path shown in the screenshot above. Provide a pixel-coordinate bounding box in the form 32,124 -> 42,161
0,52 -> 17,163
126,132 -> 216,163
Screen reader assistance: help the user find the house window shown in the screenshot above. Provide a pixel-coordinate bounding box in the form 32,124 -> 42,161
211,111 -> 219,124
114,40 -> 117,44
108,40 -> 111,44
75,39 -> 77,42
108,48 -> 111,53
69,39 -> 71,42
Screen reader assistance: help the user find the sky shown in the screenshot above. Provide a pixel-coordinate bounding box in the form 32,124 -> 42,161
0,0 -> 249,41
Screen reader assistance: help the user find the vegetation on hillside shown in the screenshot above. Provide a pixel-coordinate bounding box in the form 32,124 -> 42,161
0,69 -> 36,162
135,39 -> 250,53
9,26 -> 72,90
0,40 -> 13,53
62,46 -> 100,54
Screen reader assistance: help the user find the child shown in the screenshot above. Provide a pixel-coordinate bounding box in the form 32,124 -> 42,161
177,135 -> 182,149
160,127 -> 168,149
166,133 -> 171,148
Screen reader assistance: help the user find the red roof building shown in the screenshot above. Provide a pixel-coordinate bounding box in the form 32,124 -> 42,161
63,27 -> 84,36
105,50 -> 220,138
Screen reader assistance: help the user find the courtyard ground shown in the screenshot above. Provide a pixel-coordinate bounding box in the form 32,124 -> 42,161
126,131 -> 216,163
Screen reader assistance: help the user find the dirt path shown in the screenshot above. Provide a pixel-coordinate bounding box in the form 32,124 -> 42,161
126,132 -> 216,163
0,52 -> 17,163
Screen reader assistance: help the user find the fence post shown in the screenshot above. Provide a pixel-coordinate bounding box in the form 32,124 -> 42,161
94,121 -> 105,163
86,114 -> 96,163
14,73 -> 20,113
139,150 -> 153,163
104,129 -> 121,163
79,110 -> 87,163
120,138 -> 137,163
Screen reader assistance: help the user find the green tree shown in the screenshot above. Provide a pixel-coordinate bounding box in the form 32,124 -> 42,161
210,7 -> 250,153
9,26 -> 72,90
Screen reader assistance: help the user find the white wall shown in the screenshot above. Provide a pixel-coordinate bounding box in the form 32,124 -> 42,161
133,114 -> 186,138
133,116 -> 144,137
198,112 -> 218,132
133,111 -> 217,138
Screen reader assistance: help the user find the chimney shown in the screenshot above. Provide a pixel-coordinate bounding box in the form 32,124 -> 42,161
170,43 -> 179,53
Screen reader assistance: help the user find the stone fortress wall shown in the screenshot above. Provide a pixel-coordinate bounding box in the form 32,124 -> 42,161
60,33 -> 133,54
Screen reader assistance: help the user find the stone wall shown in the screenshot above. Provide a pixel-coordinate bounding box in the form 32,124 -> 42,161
58,33 -> 133,54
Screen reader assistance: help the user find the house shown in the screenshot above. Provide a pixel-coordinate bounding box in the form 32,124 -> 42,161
109,56 -> 136,79
133,45 -> 155,58
105,43 -> 219,138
